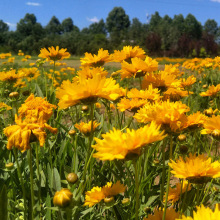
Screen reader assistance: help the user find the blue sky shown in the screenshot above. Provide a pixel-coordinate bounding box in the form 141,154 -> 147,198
1,0 -> 220,30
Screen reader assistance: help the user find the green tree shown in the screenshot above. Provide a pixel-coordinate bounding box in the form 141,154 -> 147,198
204,19 -> 218,36
184,14 -> 202,39
129,18 -> 145,45
106,7 -> 130,46
61,17 -> 74,33
0,20 -> 9,32
45,16 -> 62,35
88,19 -> 107,35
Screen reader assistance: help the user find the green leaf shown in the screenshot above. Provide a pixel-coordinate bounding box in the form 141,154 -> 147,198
53,168 -> 61,191
0,185 -> 8,220
35,83 -> 44,98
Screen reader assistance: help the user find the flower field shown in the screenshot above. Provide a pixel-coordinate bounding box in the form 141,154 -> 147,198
0,46 -> 220,220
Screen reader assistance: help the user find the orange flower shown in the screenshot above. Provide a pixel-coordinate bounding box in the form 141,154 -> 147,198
200,84 -> 220,97
38,46 -> 70,61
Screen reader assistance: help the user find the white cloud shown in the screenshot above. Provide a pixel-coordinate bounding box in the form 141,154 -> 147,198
26,2 -> 41,6
211,0 -> 220,3
5,22 -> 16,28
87,17 -> 99,23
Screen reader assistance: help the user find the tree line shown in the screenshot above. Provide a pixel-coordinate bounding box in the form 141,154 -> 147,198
0,7 -> 219,57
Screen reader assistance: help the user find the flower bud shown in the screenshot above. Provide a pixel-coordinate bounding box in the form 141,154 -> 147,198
144,207 -> 151,214
204,108 -> 213,116
81,105 -> 89,112
202,84 -> 207,88
178,134 -> 186,142
104,196 -> 114,206
121,198 -> 130,206
66,173 -> 78,184
9,92 -> 19,98
53,188 -> 73,208
68,130 -> 76,136
5,162 -> 14,170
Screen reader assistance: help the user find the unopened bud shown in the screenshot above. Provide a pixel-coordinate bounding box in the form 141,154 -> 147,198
9,92 -> 19,98
66,173 -> 78,184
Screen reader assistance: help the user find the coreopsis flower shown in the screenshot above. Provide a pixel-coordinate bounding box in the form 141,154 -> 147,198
142,71 -> 181,91
144,207 -> 180,220
38,46 -> 70,61
18,50 -> 24,56
56,74 -> 124,109
200,84 -> 220,97
164,181 -> 192,203
181,75 -> 197,88
8,57 -> 15,63
0,69 -> 22,83
163,64 -> 181,76
18,94 -> 57,123
169,153 -> 220,183
117,98 -> 149,112
53,188 -> 73,208
134,100 -> 189,132
0,102 -> 12,111
84,181 -> 126,207
76,66 -> 108,79
80,48 -> 111,67
163,88 -> 192,101
4,115 -> 57,152
118,57 -> 158,79
177,204 -> 220,220
25,55 -> 31,59
111,45 -> 146,63
21,58 -> 27,62
127,85 -> 161,102
74,121 -> 100,136
21,67 -> 40,81
183,111 -> 207,130
201,115 -> 220,138
92,121 -> 166,161
13,79 -> 26,88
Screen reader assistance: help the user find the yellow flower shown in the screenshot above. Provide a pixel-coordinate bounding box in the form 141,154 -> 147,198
0,69 -> 22,83
177,204 -> 220,220
38,46 -> 70,61
111,45 -> 146,63
4,115 -> 57,152
134,100 -> 189,132
13,79 -> 26,88
183,111 -> 207,130
18,94 -> 57,123
144,207 -> 180,220
20,67 -> 40,81
56,74 -> 123,109
181,75 -> 197,88
76,66 -> 108,79
8,57 -> 15,63
169,154 -> 220,183
92,121 -> 166,161
127,85 -> 161,102
74,121 -> 100,136
200,84 -> 220,97
84,181 -> 126,207
80,48 -> 111,67
0,102 -> 12,110
201,115 -> 220,138
142,71 -> 181,91
117,98 -> 149,112
119,57 -> 158,79
163,88 -> 192,101
53,188 -> 73,208
164,181 -> 192,203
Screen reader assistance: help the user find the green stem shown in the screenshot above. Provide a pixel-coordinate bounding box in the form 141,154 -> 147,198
160,139 -> 166,208
28,148 -> 35,220
134,160 -> 139,220
35,143 -> 42,216
162,135 -> 173,220
13,149 -> 27,220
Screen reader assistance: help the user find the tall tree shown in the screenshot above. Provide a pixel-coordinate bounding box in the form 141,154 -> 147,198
61,18 -> 74,33
88,19 -> 107,35
0,20 -> 9,32
184,14 -> 202,39
46,16 -> 62,35
106,7 -> 130,46
204,19 -> 218,36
